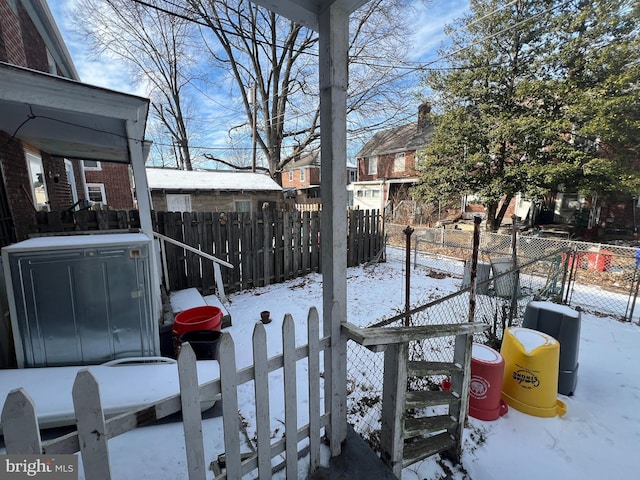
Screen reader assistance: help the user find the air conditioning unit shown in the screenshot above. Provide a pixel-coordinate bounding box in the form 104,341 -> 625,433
2,233 -> 158,367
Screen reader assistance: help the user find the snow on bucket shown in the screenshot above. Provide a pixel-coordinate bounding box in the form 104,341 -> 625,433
469,343 -> 508,421
500,327 -> 566,418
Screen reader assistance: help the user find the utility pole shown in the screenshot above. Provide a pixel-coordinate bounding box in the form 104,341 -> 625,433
250,84 -> 257,172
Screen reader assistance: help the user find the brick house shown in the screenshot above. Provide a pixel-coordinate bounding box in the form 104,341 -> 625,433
281,151 -> 322,201
351,104 -> 523,227
351,103 -> 433,215
0,0 -> 136,246
281,150 -> 356,204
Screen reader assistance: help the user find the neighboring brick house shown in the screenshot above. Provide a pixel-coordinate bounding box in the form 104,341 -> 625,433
281,151 -> 356,203
0,0 -> 135,245
281,151 -> 321,201
351,103 -> 433,213
146,168 -> 283,215
352,103 -> 522,226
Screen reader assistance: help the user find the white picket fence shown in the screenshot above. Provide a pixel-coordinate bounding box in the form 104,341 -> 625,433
1,308 -> 329,479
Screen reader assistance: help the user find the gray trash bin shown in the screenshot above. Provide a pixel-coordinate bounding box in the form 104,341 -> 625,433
523,301 -> 581,396
462,260 -> 491,294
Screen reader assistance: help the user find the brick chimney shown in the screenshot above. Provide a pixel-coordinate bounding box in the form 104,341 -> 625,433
418,102 -> 431,131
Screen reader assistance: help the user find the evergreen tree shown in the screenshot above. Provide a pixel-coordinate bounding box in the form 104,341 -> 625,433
413,0 -> 640,231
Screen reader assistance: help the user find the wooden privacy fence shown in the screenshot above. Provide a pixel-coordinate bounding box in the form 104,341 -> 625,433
154,209 -> 382,295
1,308 -> 329,480
34,208 -> 383,296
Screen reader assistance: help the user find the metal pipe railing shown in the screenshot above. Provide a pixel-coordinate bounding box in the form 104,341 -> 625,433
153,232 -> 233,301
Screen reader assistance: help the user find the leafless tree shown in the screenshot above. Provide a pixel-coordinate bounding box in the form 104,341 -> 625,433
185,0 -> 415,182
73,0 -> 419,179
72,0 -> 197,170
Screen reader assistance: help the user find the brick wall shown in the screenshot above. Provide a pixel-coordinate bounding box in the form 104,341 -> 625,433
358,151 -> 418,182
0,0 -> 27,65
282,167 -> 321,189
18,1 -> 48,72
84,162 -> 135,209
43,155 -> 73,210
0,132 -> 36,240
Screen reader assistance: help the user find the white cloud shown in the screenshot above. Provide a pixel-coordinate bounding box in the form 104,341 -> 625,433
409,0 -> 469,62
49,0 -> 144,96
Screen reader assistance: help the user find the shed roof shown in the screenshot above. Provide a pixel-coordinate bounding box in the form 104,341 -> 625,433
146,168 -> 282,192
356,122 -> 434,158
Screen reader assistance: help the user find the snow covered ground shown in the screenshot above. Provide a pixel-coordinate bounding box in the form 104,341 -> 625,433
2,249 -> 640,479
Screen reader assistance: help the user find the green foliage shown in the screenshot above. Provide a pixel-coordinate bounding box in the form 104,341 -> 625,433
414,0 -> 640,230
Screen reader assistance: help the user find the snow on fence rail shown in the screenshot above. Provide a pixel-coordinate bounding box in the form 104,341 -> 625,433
1,309 -> 328,480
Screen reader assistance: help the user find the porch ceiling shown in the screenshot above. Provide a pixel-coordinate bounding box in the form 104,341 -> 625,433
0,62 -> 149,163
249,0 -> 369,30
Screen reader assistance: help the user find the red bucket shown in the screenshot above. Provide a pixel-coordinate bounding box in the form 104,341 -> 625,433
469,343 -> 508,421
172,306 -> 223,338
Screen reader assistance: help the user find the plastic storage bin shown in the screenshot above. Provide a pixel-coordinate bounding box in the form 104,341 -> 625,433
469,343 -> 508,421
500,327 -> 566,418
462,261 -> 491,294
523,301 -> 581,396
490,257 -> 520,298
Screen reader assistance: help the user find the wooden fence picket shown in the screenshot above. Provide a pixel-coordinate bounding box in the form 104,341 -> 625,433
302,211 -> 311,274
0,308 -> 334,479
1,388 -> 42,454
73,369 -> 111,480
282,314 -> 298,477
218,333 -> 241,479
252,322 -> 272,479
307,307 -> 321,473
177,343 -> 206,480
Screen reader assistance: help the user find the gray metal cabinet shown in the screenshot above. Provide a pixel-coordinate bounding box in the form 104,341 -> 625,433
2,234 -> 158,367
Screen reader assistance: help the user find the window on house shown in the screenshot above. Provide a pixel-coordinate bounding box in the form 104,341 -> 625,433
393,152 -> 406,172
300,168 -> 306,182
288,171 -> 293,182
24,149 -> 49,211
86,183 -> 107,206
356,190 -> 364,197
83,160 -> 102,171
368,156 -> 377,175
349,170 -> 357,182
235,200 -> 251,213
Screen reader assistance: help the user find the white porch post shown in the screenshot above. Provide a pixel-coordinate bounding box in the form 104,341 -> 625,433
127,120 -> 162,344
319,4 -> 349,455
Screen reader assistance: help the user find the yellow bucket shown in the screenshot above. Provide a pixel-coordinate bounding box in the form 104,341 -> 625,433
500,327 -> 567,418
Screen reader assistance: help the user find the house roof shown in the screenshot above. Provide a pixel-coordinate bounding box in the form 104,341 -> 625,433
284,151 -> 320,170
146,168 -> 283,192
356,122 -> 434,158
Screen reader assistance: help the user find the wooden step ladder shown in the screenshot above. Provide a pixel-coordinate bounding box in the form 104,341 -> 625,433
354,322 -> 487,478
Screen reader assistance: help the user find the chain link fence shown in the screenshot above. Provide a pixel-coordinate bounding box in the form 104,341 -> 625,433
347,228 -> 574,453
385,224 -> 640,322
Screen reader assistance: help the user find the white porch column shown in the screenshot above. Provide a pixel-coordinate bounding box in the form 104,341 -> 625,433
319,4 -> 349,455
127,120 -> 162,340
